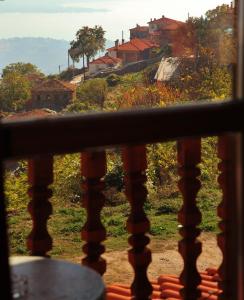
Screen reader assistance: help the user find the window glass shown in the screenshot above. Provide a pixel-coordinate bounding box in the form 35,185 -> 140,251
0,0 -> 236,115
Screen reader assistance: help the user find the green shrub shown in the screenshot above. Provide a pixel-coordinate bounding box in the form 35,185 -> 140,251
77,78 -> 108,109
5,161 -> 29,211
106,74 -> 121,87
53,154 -> 81,204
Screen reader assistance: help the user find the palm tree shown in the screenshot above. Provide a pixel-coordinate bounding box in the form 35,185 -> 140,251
69,26 -> 106,79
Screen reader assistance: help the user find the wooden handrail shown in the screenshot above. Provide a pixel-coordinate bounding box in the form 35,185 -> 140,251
1,100 -> 243,159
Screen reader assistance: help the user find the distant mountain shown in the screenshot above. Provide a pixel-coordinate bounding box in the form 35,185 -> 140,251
0,37 -> 115,75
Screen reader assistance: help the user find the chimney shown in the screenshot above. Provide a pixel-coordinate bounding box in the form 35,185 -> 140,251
154,18 -> 156,21
162,15 -> 165,18
150,18 -> 152,22
122,30 -> 124,44
115,39 -> 119,50
230,1 -> 233,8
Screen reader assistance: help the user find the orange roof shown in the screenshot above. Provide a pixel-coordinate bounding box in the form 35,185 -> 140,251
33,79 -> 76,92
5,109 -> 56,121
90,55 -> 122,65
107,38 -> 159,52
107,268 -> 221,299
148,17 -> 184,30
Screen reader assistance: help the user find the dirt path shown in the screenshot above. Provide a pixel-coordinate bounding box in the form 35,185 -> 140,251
102,233 -> 222,284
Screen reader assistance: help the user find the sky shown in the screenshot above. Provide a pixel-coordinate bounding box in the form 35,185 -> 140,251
0,0 -> 231,42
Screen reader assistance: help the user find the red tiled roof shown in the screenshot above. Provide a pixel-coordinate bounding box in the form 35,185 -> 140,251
107,38 -> 159,52
90,55 -> 122,65
33,79 -> 76,92
61,80 -> 77,91
5,109 -> 56,121
148,17 -> 184,30
107,268 -> 221,300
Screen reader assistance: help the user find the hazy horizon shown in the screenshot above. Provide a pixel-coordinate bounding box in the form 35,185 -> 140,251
0,0 -> 232,42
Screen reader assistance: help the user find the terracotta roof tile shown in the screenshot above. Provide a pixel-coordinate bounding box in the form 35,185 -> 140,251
90,55 -> 122,65
5,109 -> 56,121
148,16 -> 184,25
33,79 -> 76,92
108,38 -> 158,52
106,268 -> 221,299
148,17 -> 184,31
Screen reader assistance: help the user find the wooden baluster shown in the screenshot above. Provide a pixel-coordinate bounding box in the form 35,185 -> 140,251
217,135 -> 238,300
27,155 -> 53,256
0,154 -> 12,298
177,138 -> 202,300
122,145 -> 152,300
81,151 -> 107,275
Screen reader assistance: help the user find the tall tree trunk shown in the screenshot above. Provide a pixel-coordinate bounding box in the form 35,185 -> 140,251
83,54 -> 86,81
86,56 -> 90,69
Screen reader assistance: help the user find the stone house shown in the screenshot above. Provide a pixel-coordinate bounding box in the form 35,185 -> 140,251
27,79 -> 76,112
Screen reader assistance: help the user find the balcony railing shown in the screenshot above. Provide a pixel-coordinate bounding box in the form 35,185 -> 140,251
1,99 -> 244,300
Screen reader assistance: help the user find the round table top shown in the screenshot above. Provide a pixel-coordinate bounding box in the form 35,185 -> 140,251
10,256 -> 105,300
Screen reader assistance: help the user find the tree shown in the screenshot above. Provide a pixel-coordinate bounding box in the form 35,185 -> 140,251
171,4 -> 234,100
2,62 -> 43,78
0,71 -> 31,111
175,4 -> 235,64
171,49 -> 232,101
69,26 -> 106,71
65,78 -> 108,112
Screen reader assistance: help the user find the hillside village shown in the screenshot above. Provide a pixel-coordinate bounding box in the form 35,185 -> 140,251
0,2 -> 234,117
88,15 -> 184,76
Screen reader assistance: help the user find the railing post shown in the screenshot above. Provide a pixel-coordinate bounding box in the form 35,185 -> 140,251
177,138 -> 202,300
27,155 -> 53,256
122,145 -> 152,300
218,134 -> 238,300
81,151 -> 107,275
0,128 -> 12,299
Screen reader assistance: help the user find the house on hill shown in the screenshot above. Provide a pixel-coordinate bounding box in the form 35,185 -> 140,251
107,38 -> 159,65
27,79 -> 76,112
88,55 -> 122,75
148,16 -> 185,48
130,25 -> 149,40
